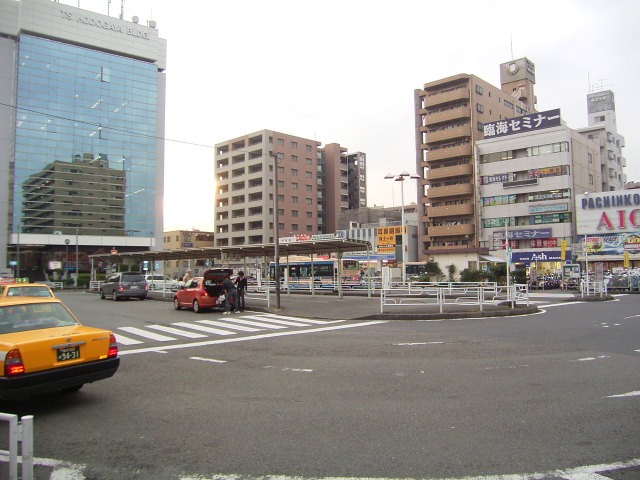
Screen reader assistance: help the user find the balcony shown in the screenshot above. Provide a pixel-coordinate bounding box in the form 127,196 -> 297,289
424,106 -> 470,126
427,223 -> 475,238
428,203 -> 474,218
425,125 -> 472,144
427,163 -> 473,181
424,87 -> 470,108
425,144 -> 472,162
426,183 -> 473,199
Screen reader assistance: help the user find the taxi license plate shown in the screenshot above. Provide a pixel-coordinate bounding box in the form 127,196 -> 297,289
57,346 -> 80,362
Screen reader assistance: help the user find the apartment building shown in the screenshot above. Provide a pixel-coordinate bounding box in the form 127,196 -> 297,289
477,111 -> 602,274
414,58 -> 537,269
214,130 -> 366,246
577,90 -> 626,191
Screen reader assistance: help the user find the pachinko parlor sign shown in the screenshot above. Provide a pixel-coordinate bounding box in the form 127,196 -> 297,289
577,192 -> 640,236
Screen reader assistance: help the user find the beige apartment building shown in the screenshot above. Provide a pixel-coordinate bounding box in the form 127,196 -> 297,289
414,57 -> 538,268
214,130 -> 366,246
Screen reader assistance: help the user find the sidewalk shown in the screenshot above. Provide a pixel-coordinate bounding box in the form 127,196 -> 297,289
242,291 -> 540,320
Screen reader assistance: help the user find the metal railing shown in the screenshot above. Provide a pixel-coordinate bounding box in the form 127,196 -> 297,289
0,413 -> 33,480
380,283 -> 529,314
580,280 -> 608,297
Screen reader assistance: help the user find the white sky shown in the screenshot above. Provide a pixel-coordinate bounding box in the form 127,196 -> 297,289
64,0 -> 640,232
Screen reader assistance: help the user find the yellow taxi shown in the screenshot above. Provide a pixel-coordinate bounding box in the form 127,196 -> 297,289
0,296 -> 119,400
0,282 -> 55,298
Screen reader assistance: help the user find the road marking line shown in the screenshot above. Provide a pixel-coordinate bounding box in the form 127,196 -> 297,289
196,319 -> 262,332
573,356 -> 610,362
541,301 -> 585,308
190,356 -> 227,363
393,342 -> 444,346
118,326 -> 176,342
113,333 -> 144,345
240,315 -> 311,327
119,320 -> 388,355
178,457 -> 640,480
147,324 -> 208,338
260,313 -> 333,324
605,390 -> 640,398
221,317 -> 288,329
172,321 -> 237,335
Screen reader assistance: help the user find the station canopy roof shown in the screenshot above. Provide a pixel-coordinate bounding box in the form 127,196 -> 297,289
89,239 -> 373,263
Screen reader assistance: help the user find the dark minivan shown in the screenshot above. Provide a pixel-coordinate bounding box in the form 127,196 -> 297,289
100,272 -> 148,301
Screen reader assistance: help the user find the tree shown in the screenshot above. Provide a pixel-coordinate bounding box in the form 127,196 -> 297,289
447,264 -> 457,282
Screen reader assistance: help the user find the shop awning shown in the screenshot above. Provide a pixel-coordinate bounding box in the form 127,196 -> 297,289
480,254 -> 506,263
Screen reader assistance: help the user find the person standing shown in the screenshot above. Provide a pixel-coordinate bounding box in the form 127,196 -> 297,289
222,276 -> 238,315
182,269 -> 193,283
235,271 -> 248,311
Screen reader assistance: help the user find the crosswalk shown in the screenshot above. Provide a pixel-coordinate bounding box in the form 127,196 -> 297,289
114,313 -> 339,346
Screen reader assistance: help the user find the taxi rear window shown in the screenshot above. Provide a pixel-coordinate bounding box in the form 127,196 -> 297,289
6,286 -> 53,297
0,303 -> 78,334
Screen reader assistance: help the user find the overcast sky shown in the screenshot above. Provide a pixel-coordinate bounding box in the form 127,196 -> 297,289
65,0 -> 640,232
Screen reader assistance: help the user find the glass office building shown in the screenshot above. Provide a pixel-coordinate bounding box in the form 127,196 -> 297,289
0,0 -> 167,274
15,35 -> 158,237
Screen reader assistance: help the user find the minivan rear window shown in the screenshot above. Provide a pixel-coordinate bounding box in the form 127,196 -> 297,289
122,274 -> 145,282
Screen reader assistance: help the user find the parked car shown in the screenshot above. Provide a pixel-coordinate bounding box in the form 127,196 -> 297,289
173,268 -> 233,313
144,274 -> 179,291
0,296 -> 119,400
0,283 -> 55,298
100,271 -> 148,301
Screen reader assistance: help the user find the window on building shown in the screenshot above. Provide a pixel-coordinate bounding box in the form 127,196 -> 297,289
475,85 -> 483,95
292,210 -> 298,217
291,141 -> 298,149
589,174 -> 594,185
305,171 -> 312,178
277,166 -> 284,174
477,103 -> 484,113
588,153 -> 593,163
291,155 -> 298,162
292,196 -> 299,203
292,169 -> 298,176
277,138 -> 284,145
292,224 -> 299,231
277,180 -> 284,188
306,158 -> 313,165
306,145 -> 312,152
306,185 -> 312,191
306,225 -> 313,232
306,212 -> 313,218
292,183 -> 298,189
305,198 -> 312,205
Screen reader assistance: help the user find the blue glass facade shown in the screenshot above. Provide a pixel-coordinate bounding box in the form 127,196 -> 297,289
14,35 -> 158,238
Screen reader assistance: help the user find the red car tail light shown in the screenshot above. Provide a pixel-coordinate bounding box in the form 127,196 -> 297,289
108,334 -> 118,358
199,289 -> 208,297
118,286 -> 125,291
5,349 -> 25,376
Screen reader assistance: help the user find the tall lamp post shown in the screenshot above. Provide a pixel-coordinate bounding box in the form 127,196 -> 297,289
384,171 -> 420,284
270,151 -> 281,309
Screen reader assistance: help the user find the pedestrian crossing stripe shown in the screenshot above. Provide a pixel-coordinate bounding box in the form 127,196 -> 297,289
115,314 -> 334,345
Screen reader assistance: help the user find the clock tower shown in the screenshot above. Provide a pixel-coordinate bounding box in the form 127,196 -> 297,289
499,57 -> 537,111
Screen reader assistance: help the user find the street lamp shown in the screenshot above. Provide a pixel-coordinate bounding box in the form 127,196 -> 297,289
270,151 -> 282,309
384,171 -> 420,284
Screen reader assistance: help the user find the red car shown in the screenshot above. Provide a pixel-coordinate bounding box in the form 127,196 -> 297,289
173,269 -> 234,313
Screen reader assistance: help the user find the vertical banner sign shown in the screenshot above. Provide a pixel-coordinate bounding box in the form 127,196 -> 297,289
561,239 -> 566,260
624,251 -> 630,268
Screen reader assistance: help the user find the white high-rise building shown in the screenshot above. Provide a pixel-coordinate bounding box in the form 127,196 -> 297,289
578,90 -> 626,191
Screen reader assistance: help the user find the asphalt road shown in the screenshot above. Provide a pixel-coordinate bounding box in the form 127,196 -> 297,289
1,291 -> 639,480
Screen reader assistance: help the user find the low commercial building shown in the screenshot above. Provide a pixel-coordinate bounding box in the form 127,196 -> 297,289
575,191 -> 640,270
477,109 -> 601,275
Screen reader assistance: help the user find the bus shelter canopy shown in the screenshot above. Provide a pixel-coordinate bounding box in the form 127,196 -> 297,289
88,239 -> 373,264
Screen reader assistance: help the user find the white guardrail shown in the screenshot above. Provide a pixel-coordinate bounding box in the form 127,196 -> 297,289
380,283 -> 529,314
0,413 -> 33,480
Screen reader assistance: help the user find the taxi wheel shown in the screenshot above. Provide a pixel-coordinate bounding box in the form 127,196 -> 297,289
100,289 -> 105,299
174,297 -> 181,310
193,300 -> 201,313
